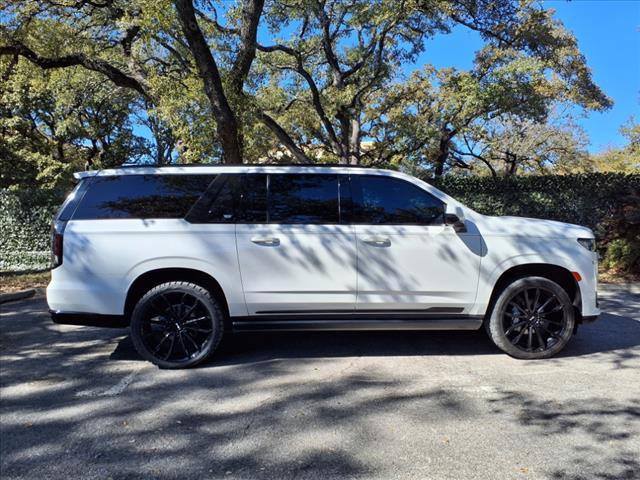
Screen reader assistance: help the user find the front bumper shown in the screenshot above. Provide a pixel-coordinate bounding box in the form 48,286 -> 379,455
580,314 -> 600,324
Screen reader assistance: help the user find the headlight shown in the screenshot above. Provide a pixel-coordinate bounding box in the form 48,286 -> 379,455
577,238 -> 596,251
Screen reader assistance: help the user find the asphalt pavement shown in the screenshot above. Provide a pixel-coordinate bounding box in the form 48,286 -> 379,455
1,285 -> 639,479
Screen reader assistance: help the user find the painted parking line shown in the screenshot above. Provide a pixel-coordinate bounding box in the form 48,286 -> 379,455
75,369 -> 141,398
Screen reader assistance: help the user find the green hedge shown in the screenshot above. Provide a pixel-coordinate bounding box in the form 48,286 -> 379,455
430,173 -> 640,273
0,189 -> 64,272
1,173 -> 638,273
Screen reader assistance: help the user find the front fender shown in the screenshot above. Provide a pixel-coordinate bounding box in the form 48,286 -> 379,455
472,252 -> 596,317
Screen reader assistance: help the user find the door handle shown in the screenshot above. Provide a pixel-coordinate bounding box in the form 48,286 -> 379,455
362,236 -> 391,247
251,236 -> 280,246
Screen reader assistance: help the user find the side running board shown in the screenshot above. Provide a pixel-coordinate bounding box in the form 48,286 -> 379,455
232,317 -> 483,332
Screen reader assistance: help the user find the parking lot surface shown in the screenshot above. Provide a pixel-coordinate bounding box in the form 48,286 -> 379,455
1,285 -> 639,480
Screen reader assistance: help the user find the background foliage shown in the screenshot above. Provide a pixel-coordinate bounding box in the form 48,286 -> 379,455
2,173 -> 638,273
431,173 -> 640,274
0,1 -> 638,276
2,0 -> 636,177
0,188 -> 61,271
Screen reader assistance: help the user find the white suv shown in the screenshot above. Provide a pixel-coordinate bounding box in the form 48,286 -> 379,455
47,165 -> 600,368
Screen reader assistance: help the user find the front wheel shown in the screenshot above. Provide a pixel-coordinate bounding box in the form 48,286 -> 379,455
130,281 -> 225,368
486,277 -> 575,359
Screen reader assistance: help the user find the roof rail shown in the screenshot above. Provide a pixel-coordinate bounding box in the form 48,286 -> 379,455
119,162 -> 373,168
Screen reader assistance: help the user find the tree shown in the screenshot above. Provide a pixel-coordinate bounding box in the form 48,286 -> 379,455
246,0 -> 611,170
0,0 -> 190,165
0,51 -> 146,189
0,0 -> 612,172
253,0 -> 446,164
591,118 -> 640,173
172,0 -> 265,163
454,113 -> 590,176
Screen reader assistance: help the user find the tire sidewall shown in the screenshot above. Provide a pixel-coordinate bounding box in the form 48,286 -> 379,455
488,277 -> 575,360
130,282 -> 224,369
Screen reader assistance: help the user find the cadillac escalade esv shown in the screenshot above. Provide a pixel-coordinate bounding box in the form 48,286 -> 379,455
47,165 -> 600,368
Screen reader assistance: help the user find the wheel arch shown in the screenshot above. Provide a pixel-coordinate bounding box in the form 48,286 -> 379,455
124,268 -> 230,324
486,263 -> 581,322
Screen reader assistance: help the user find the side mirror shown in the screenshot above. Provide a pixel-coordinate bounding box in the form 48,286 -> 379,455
445,205 -> 467,233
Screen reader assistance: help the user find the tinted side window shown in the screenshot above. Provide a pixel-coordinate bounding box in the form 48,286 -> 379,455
72,174 -> 213,219
268,174 -> 339,224
237,174 -> 268,223
56,179 -> 90,221
353,176 -> 444,225
205,175 -> 238,223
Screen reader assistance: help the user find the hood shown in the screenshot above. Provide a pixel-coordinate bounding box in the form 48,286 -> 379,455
477,215 -> 594,239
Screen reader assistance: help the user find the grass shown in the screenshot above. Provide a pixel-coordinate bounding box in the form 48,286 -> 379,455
0,269 -> 637,295
0,270 -> 51,293
598,269 -> 640,285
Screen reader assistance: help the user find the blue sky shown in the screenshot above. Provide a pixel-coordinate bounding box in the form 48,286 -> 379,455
419,0 -> 640,153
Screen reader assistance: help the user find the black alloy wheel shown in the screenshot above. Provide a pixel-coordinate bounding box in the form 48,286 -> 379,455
130,282 -> 224,368
502,286 -> 570,353
487,277 -> 575,359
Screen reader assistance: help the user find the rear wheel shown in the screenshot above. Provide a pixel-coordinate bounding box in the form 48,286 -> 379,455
130,281 -> 224,368
486,277 -> 575,359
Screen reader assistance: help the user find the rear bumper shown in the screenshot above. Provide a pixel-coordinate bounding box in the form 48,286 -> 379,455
47,273 -> 125,316
50,310 -> 128,328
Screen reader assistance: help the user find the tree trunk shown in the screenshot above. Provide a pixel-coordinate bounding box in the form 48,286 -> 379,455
174,0 -> 243,164
349,116 -> 361,165
504,151 -> 518,175
434,129 -> 454,177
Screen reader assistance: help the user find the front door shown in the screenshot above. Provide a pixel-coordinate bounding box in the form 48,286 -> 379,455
235,173 -> 357,315
351,175 -> 481,313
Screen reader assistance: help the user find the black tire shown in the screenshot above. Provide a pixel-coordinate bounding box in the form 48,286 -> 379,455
130,281 -> 225,369
486,277 -> 575,359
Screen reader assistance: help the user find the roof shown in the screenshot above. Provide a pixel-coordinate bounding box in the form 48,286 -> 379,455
73,164 -> 392,179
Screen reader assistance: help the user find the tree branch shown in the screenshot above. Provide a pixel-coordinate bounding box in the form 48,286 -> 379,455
258,42 -> 342,155
257,111 -> 314,164
0,42 -> 149,98
314,0 -> 343,86
229,0 -> 265,94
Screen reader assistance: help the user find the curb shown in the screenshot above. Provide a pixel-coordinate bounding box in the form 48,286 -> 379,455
0,289 -> 37,304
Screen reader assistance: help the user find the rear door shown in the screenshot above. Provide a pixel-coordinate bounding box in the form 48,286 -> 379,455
235,173 -> 357,315
352,174 -> 481,313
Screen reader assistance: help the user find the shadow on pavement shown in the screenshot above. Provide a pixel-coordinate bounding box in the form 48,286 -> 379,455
109,310 -> 640,368
111,329 -> 499,364
1,292 -> 639,480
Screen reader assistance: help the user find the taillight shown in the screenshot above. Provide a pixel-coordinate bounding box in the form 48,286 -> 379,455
51,220 -> 67,268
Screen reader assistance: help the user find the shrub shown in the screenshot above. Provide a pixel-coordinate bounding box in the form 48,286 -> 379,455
602,239 -> 640,273
0,189 -> 64,272
424,173 -> 640,273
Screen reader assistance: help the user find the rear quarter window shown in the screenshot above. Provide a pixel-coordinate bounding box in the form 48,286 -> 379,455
72,174 -> 214,220
55,179 -> 90,221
